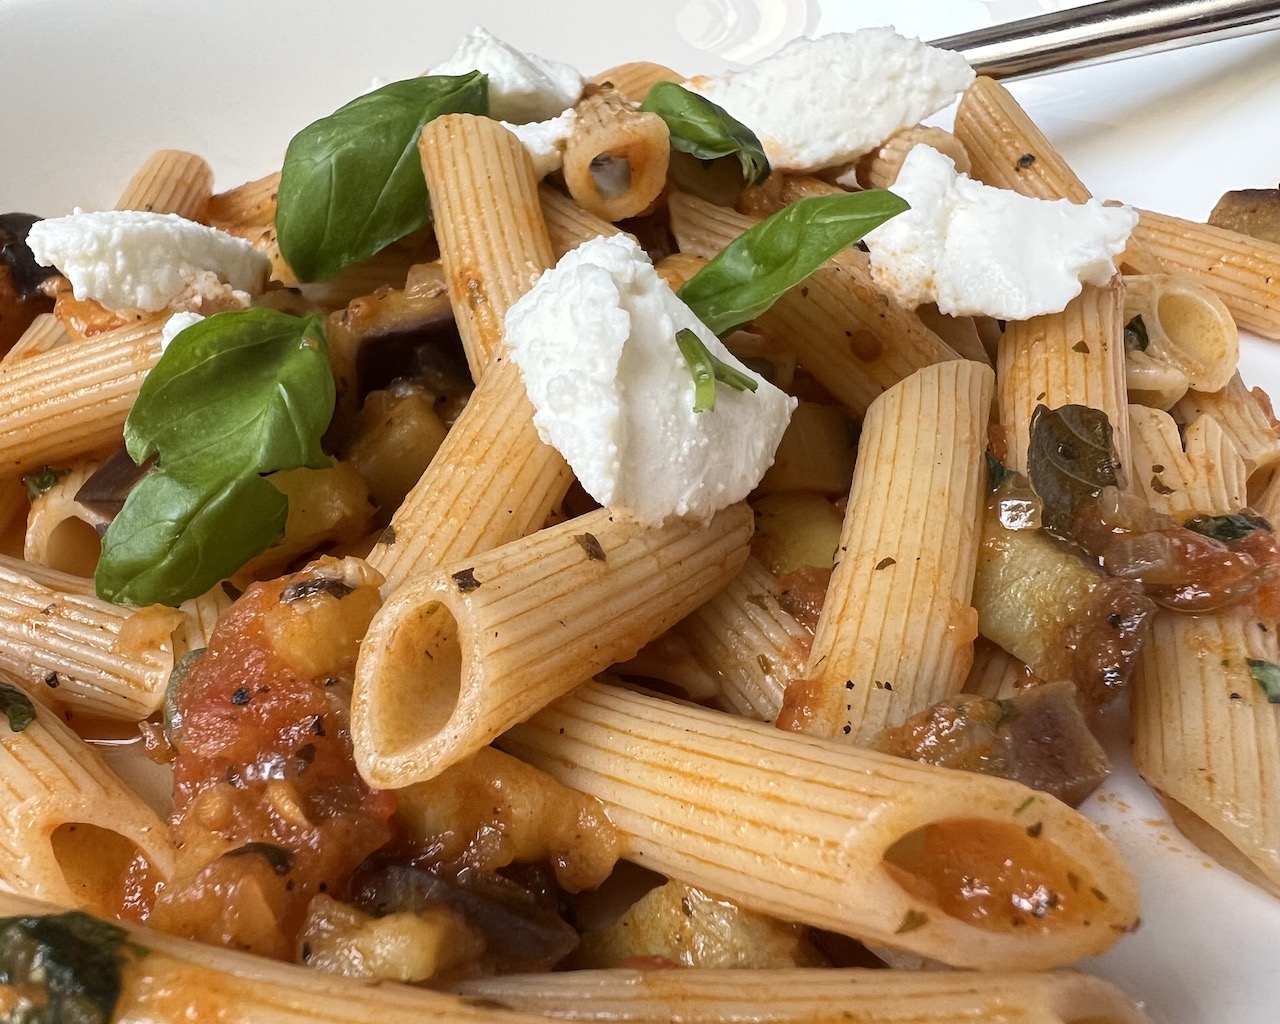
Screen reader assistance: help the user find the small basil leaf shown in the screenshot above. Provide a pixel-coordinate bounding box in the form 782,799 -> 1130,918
674,327 -> 758,413
1248,659 -> 1280,703
0,683 -> 36,733
22,465 -> 70,501
1183,511 -> 1272,543
96,473 -> 288,607
1123,314 -> 1149,352
125,309 -> 333,477
639,81 -> 770,186
276,73 -> 489,282
1026,404 -> 1119,540
986,451 -> 1013,492
677,190 -> 909,337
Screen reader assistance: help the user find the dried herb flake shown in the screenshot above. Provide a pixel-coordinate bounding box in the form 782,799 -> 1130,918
574,533 -> 607,561
452,567 -> 481,592
895,909 -> 929,934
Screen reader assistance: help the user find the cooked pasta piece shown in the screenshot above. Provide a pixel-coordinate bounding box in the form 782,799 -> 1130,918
619,556 -> 810,721
0,696 -> 174,914
417,114 -> 556,373
853,124 -> 970,190
1129,209 -> 1280,340
0,311 -> 70,365
354,502 -> 752,787
997,279 -> 1130,478
539,183 -> 627,258
499,681 -> 1140,970
668,192 -> 961,416
962,638 -> 1027,700
1172,372 -> 1280,486
0,555 -> 185,720
1124,346 -> 1190,410
1123,274 -> 1238,393
590,60 -> 683,101
1127,408 -> 1280,893
115,149 -> 215,219
454,966 -> 1154,1023
0,891 -> 553,1024
0,317 -> 163,475
562,86 -> 671,221
0,476 -> 26,558
23,459 -> 109,577
781,360 -> 993,742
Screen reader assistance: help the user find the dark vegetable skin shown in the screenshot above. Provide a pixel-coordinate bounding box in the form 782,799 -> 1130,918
0,212 -> 56,352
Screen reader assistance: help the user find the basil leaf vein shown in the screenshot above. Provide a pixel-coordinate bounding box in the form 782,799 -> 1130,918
276,73 -> 488,282
639,81 -> 770,186
96,309 -> 334,607
677,190 -> 909,337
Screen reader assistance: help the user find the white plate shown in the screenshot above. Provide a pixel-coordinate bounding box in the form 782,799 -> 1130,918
1,2 -> 1277,1021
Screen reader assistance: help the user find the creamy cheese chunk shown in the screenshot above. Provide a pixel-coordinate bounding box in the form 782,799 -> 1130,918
501,108 -> 578,178
686,29 -> 974,172
505,234 -> 796,525
864,145 -> 1138,319
27,209 -> 268,313
429,26 -> 583,124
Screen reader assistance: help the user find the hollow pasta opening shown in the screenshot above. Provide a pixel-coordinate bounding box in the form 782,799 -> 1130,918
370,599 -> 464,757
50,821 -> 154,918
880,818 -> 1105,933
42,515 -> 102,577
1156,287 -> 1225,356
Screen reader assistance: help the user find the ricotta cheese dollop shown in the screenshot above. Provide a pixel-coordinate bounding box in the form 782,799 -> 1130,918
428,26 -> 584,124
863,144 -> 1139,319
505,234 -> 796,526
500,108 -> 578,179
686,29 -> 974,172
27,209 -> 269,314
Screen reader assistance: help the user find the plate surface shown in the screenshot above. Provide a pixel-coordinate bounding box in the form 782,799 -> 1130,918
2,2 -> 1278,1021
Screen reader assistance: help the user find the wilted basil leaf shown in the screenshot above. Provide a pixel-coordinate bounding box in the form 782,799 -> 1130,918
0,683 -> 36,732
1184,511 -> 1272,543
276,73 -> 488,282
986,451 -> 1013,492
1123,314 -> 1149,351
678,190 -> 908,337
639,81 -> 770,186
1026,404 -> 1118,540
1248,659 -> 1280,703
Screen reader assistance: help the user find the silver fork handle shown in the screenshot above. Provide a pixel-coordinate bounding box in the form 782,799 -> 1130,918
930,0 -> 1280,80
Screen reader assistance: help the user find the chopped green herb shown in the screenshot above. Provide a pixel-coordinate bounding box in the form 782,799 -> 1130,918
276,73 -> 489,281
1248,659 -> 1280,703
95,309 -> 334,607
639,81 -> 770,186
21,466 -> 70,502
1013,795 -> 1036,816
1026,404 -> 1118,540
1184,511 -> 1272,543
678,190 -> 909,337
674,327 -> 758,412
0,683 -> 36,733
1123,314 -> 1149,351
894,909 -> 929,934
0,911 -> 139,1024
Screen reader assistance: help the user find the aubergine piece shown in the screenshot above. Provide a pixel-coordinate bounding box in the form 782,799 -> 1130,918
0,212 -> 57,352
973,498 -> 1156,709
1208,188 -> 1280,245
871,681 -> 1110,807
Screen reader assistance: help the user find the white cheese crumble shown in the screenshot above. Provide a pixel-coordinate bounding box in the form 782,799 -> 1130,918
27,209 -> 269,314
863,145 -> 1139,319
505,234 -> 796,526
500,108 -> 578,178
685,29 -> 974,172
159,311 -> 204,352
428,27 -> 583,124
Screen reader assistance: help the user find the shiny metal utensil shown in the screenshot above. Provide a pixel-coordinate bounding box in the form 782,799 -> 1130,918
931,0 -> 1280,79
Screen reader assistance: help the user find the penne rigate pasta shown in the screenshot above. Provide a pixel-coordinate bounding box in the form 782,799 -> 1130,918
114,149 -> 215,219
1171,372 -> 1280,486
590,60 -> 683,101
783,360 -> 993,742
354,502 -> 752,787
23,458 -> 109,577
562,86 -> 671,222
853,124 -> 971,190
498,681 -> 1140,970
0,311 -> 70,365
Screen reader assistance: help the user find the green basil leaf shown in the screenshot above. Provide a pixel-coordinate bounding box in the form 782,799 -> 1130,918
0,910 -> 137,1024
639,81 -> 770,186
125,309 -> 333,478
677,190 -> 909,337
1248,659 -> 1280,703
0,682 -> 36,733
1184,511 -> 1272,543
1026,404 -> 1118,540
276,73 -> 489,282
22,465 -> 70,502
985,451 -> 1013,492
674,327 -> 758,412
96,472 -> 288,607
